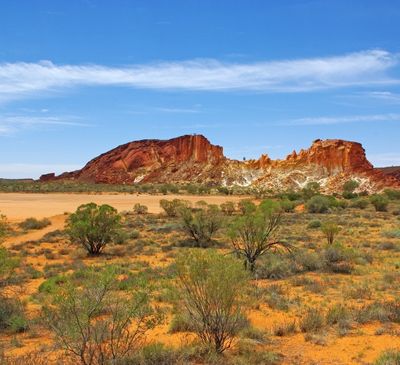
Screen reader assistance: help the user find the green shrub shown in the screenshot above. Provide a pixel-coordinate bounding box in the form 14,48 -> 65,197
175,250 -> 249,354
229,200 -> 290,272
326,304 -> 351,326
273,321 -> 297,336
306,196 -> 331,213
237,199 -> 256,215
350,198 -> 369,209
321,221 -> 341,245
370,195 -> 389,212
323,243 -> 354,274
0,214 -> 9,241
180,204 -> 223,247
307,219 -> 322,229
38,274 -> 68,294
169,311 -> 196,333
384,189 -> 400,200
343,180 -> 359,198
374,350 -> 400,365
18,217 -> 51,230
302,182 -> 321,200
0,296 -> 27,333
66,202 -> 122,255
42,267 -> 159,364
0,247 -> 19,284
160,199 -> 189,217
294,250 -> 322,272
299,308 -> 325,332
220,201 -> 236,216
279,199 -> 296,213
133,203 -> 148,215
256,254 -> 293,279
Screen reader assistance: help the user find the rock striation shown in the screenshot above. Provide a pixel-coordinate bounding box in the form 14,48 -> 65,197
40,134 -> 400,193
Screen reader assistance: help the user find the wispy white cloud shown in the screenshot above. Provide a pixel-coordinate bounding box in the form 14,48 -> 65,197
363,91 -> 400,104
0,115 -> 89,135
0,163 -> 82,179
278,113 -> 400,126
0,50 -> 398,103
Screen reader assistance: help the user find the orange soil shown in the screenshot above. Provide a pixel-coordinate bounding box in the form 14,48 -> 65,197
0,193 -> 245,220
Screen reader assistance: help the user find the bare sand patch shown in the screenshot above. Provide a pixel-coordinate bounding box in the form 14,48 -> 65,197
0,193 -> 246,220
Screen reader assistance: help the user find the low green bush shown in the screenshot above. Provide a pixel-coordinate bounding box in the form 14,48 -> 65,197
18,217 -> 51,230
299,308 -> 325,332
370,195 -> 389,212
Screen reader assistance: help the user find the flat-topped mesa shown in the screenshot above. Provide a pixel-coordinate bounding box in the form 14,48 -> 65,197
39,134 -> 399,192
51,134 -> 225,184
283,139 -> 374,174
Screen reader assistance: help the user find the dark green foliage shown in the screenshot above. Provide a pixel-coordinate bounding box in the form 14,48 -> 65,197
307,219 -> 322,229
300,308 -> 325,332
18,217 -> 51,230
160,199 -> 189,217
180,204 -> 223,247
175,250 -> 249,354
279,199 -> 296,213
306,196 -> 331,213
0,247 -> 19,285
42,267 -> 159,365
237,199 -> 256,215
0,296 -> 28,333
302,182 -> 321,200
220,201 -> 236,216
66,203 -> 122,255
229,200 -> 291,272
374,350 -> 400,365
350,198 -> 369,209
133,203 -> 148,215
343,180 -> 359,195
0,214 -> 9,242
323,243 -> 354,274
321,221 -> 341,245
384,189 -> 400,200
370,195 -> 389,212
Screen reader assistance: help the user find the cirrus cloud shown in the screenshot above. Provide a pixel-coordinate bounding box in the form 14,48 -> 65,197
0,49 -> 398,103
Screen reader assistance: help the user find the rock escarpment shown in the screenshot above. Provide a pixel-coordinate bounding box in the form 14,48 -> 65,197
41,134 -> 400,193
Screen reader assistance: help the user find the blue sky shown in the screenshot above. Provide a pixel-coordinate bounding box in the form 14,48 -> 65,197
1,0 -> 400,178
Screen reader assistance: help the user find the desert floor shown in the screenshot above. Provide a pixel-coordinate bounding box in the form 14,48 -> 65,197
1,193 -> 400,364
0,193 -> 245,220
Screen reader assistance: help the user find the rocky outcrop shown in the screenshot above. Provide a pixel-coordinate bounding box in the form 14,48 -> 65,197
40,134 -> 400,193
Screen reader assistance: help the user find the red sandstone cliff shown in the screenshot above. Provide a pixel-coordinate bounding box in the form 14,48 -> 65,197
40,135 -> 400,193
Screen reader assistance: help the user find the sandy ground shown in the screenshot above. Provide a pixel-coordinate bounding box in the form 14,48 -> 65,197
0,193 -> 245,220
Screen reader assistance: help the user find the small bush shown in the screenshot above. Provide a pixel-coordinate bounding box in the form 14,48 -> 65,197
66,203 -> 122,255
220,201 -> 236,216
321,221 -> 340,245
350,198 -> 369,209
384,189 -> 400,200
160,199 -> 189,217
180,204 -> 223,247
0,296 -> 27,333
307,219 -> 322,229
370,195 -> 389,212
279,199 -> 296,213
18,217 -> 51,230
374,350 -> 400,365
323,243 -> 354,274
273,321 -> 297,336
175,250 -> 249,354
133,203 -> 148,215
299,308 -> 325,332
306,196 -> 331,213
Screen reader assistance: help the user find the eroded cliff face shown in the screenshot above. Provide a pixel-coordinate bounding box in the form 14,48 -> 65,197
54,135 -> 226,184
40,134 -> 400,193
